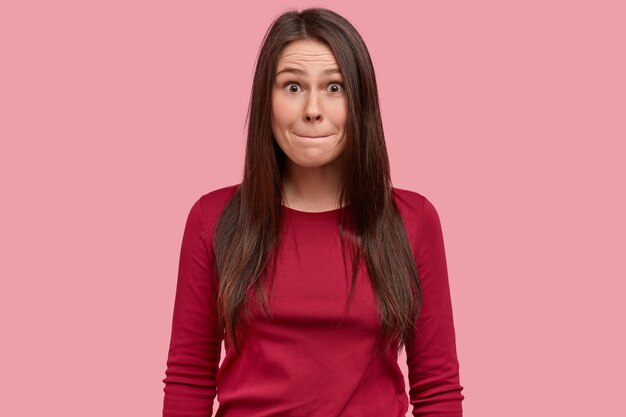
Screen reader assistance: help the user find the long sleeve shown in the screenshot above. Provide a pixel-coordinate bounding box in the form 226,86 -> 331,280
162,198 -> 223,417
405,197 -> 464,416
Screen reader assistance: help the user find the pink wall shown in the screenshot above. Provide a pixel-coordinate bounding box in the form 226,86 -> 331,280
1,1 -> 624,416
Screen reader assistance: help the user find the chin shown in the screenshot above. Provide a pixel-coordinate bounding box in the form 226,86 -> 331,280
292,157 -> 340,168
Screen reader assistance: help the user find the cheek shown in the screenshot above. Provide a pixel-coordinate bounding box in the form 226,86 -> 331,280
331,100 -> 348,129
272,94 -> 297,127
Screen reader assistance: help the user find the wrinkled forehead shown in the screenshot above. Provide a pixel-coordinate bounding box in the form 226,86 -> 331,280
275,66 -> 342,79
275,39 -> 341,75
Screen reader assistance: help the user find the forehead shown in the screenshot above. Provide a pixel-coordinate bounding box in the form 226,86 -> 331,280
275,39 -> 340,75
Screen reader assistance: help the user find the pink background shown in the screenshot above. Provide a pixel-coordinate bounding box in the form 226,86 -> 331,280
2,1 -> 624,416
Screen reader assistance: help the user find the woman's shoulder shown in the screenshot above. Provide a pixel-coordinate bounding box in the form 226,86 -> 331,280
391,185 -> 429,218
191,183 -> 240,229
198,183 -> 240,204
391,186 -> 442,242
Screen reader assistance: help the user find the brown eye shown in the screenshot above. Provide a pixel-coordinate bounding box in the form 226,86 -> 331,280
329,82 -> 344,93
283,82 -> 301,93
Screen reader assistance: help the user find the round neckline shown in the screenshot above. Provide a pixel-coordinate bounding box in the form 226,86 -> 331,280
281,204 -> 347,220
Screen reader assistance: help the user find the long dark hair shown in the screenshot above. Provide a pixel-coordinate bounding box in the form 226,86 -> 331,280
213,7 -> 422,357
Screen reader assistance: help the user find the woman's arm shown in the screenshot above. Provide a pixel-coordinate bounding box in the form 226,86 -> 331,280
406,196 -> 465,416
162,197 -> 223,417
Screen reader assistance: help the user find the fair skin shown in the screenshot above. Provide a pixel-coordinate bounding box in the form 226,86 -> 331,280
271,38 -> 348,212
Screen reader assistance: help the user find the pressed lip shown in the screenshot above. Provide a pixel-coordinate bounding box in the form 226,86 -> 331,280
294,133 -> 334,138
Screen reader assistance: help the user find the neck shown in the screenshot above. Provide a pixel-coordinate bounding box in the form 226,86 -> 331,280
282,160 -> 344,212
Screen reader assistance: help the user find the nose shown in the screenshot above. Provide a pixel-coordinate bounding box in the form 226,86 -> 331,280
303,93 -> 322,122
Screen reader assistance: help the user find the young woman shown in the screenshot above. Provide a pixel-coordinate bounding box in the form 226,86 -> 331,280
162,7 -> 464,417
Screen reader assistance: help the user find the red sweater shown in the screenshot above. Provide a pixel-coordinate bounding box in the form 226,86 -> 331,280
162,184 -> 464,416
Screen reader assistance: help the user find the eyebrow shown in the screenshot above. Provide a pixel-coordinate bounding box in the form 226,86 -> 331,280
275,67 -> 342,77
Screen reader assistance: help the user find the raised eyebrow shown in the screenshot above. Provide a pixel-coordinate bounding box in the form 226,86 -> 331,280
275,67 -> 343,78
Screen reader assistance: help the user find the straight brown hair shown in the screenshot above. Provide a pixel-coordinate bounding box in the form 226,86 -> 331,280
213,7 -> 422,358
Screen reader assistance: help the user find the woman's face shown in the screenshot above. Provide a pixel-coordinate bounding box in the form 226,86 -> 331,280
271,38 -> 348,170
